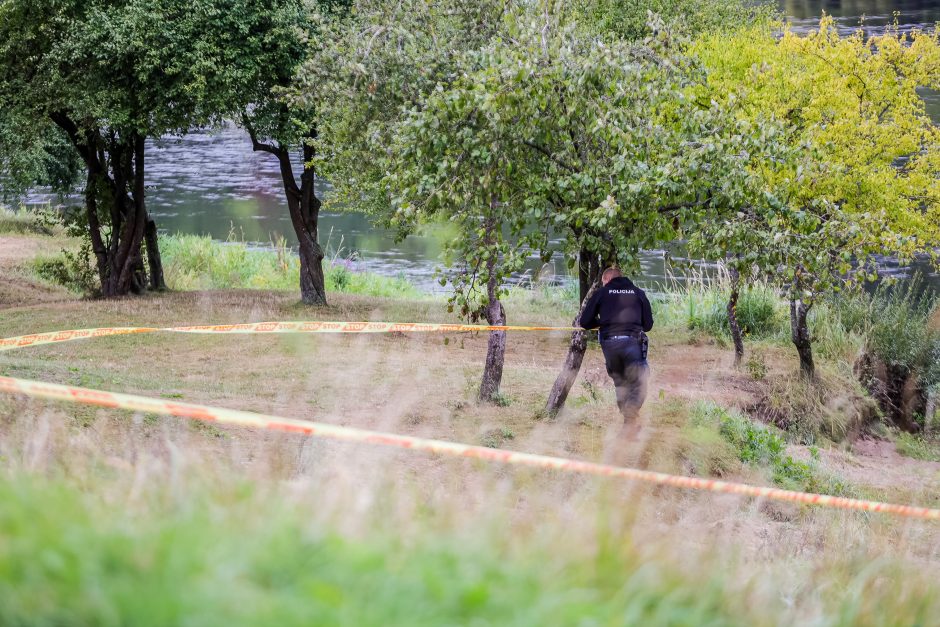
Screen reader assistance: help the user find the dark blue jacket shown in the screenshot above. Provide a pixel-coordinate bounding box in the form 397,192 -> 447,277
580,276 -> 654,340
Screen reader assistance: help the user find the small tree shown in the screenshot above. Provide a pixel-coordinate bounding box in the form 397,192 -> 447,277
692,18 -> 940,378
384,68 -> 544,402
0,0 -> 272,296
314,0 -> 766,410
239,1 -> 352,306
310,0 -> 513,400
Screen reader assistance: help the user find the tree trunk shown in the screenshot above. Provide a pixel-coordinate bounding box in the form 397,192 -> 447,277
578,248 -> 601,304
789,297 -> 815,380
479,278 -> 507,403
478,212 -> 507,403
51,116 -> 156,299
545,278 -> 602,416
84,164 -> 109,286
728,266 -> 745,366
99,133 -> 148,298
145,216 -> 166,291
297,229 -> 326,305
247,126 -> 327,306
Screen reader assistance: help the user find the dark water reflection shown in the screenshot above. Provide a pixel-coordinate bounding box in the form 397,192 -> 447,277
19,1 -> 940,293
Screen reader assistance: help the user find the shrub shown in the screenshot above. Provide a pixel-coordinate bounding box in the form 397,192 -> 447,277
718,411 -> 786,465
684,284 -> 782,340
867,278 -> 937,377
690,401 -> 851,496
692,401 -> 784,464
32,244 -> 99,296
745,352 -> 767,381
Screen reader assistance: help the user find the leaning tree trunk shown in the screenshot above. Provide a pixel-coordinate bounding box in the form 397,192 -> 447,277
248,125 -> 326,305
789,297 -> 815,380
727,266 -> 745,366
545,280 -> 602,415
545,249 -> 605,415
479,272 -> 507,403
577,247 -> 602,304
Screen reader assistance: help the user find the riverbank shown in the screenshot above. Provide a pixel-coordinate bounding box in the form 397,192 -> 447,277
3,228 -> 940,623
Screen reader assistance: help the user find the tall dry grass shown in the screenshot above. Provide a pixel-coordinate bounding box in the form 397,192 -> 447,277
2,382 -> 940,624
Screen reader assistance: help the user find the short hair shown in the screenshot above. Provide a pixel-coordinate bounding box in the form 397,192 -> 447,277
601,267 -> 622,283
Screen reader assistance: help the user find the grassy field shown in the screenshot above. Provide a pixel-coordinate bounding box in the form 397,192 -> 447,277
2,224 -> 940,625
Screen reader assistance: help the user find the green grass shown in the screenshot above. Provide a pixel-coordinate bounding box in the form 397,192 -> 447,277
0,477 -> 768,626
895,432 -> 940,462
652,274 -> 784,343
503,280 -> 579,320
0,206 -> 54,236
161,234 -> 427,300
689,401 -> 852,496
3,473 -> 939,626
26,233 -> 429,301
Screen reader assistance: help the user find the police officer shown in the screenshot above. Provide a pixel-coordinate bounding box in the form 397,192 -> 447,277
580,267 -> 653,435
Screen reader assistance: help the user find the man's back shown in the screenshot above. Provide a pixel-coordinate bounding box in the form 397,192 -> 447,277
580,276 -> 654,339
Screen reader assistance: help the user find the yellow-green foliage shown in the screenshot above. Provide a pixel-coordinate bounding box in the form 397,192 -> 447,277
694,17 -> 940,246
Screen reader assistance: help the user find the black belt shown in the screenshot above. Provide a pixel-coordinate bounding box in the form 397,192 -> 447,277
603,334 -> 641,341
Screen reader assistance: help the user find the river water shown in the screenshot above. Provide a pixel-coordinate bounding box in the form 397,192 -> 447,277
26,1 -> 940,292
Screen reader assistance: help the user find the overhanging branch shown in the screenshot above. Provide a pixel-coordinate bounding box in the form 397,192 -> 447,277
242,114 -> 281,156
656,191 -> 714,215
521,140 -> 579,173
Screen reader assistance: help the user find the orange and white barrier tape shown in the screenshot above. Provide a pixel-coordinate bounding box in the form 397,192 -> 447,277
0,321 -> 579,352
1,374 -> 938,521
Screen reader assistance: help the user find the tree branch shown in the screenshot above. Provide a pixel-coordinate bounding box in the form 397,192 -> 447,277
242,114 -> 281,156
49,111 -> 93,165
521,140 -> 579,173
656,192 -> 714,215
